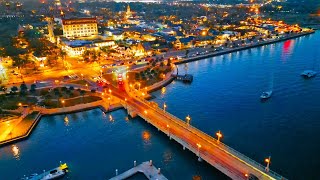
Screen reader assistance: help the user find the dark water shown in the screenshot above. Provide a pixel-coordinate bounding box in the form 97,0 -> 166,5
1,31 -> 320,180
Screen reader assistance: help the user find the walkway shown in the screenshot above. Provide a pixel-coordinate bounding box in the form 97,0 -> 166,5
109,161 -> 167,180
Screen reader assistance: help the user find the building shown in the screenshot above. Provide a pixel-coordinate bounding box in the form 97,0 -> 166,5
62,17 -> 98,38
46,17 -> 56,43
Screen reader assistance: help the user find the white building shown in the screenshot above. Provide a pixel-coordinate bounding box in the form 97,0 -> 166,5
62,17 -> 98,38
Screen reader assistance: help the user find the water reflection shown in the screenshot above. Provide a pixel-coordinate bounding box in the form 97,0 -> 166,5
162,150 -> 173,165
11,145 -> 20,160
64,115 -> 69,126
109,114 -> 113,122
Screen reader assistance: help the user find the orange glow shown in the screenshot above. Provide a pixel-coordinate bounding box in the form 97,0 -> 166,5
142,130 -> 151,141
245,173 -> 248,177
197,143 -> 201,148
144,110 -> 148,114
265,158 -> 270,163
216,131 -> 222,138
167,124 -> 170,128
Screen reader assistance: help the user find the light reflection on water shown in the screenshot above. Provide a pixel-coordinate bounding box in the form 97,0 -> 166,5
11,145 -> 20,160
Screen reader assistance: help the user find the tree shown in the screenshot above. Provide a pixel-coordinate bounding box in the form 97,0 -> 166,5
185,49 -> 189,57
30,84 -> 36,93
11,86 -> 18,94
20,83 -> 28,94
80,90 -> 86,103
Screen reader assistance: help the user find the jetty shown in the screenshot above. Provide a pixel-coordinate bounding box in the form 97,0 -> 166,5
109,160 -> 167,180
171,74 -> 193,83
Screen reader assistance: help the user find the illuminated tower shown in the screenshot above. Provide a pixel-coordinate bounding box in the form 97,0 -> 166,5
125,4 -> 132,19
46,17 -> 56,43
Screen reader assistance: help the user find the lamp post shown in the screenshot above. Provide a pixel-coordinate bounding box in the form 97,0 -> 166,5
196,143 -> 201,161
186,115 -> 191,125
265,156 -> 271,172
163,103 -> 167,112
61,100 -> 65,108
100,69 -> 103,77
138,82 -> 141,91
216,130 -> 222,143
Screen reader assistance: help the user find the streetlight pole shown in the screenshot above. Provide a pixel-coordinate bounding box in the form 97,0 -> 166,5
186,115 -> 191,125
196,143 -> 201,161
163,102 -> 167,112
265,156 -> 271,172
216,130 -> 222,143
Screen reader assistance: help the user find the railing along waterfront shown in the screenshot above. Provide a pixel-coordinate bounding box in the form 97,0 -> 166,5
138,98 -> 286,180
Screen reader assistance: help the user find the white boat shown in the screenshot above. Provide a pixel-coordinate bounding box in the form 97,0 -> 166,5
41,169 -> 65,180
301,70 -> 317,78
260,91 -> 272,100
23,163 -> 68,180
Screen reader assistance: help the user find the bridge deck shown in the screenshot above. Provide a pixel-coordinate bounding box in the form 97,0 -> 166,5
124,97 -> 287,180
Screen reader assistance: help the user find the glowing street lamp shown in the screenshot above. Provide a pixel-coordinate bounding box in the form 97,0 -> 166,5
196,143 -> 201,159
18,103 -> 22,107
186,115 -> 191,125
144,110 -> 148,114
265,156 -> 271,172
85,84 -> 88,89
163,102 -> 167,112
216,130 -> 222,143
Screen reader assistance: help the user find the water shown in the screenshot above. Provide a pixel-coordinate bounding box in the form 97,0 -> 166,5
1,31 -> 320,180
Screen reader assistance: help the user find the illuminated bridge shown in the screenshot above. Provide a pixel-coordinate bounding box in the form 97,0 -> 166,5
119,95 -> 287,180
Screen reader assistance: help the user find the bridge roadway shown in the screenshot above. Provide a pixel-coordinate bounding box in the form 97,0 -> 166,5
108,86 -> 287,180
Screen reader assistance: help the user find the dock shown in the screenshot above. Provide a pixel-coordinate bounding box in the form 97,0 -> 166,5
171,74 -> 193,83
109,160 -> 167,180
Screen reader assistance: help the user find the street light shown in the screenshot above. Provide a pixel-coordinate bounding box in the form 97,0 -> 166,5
196,143 -> 201,160
100,69 -> 103,76
216,130 -> 222,143
186,115 -> 191,125
18,103 -> 22,107
163,102 -> 167,112
265,156 -> 271,172
138,83 -> 141,91
85,84 -> 88,89
144,110 -> 148,114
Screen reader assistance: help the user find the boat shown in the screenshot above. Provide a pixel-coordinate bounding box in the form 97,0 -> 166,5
22,163 -> 68,180
260,91 -> 272,100
301,70 -> 317,78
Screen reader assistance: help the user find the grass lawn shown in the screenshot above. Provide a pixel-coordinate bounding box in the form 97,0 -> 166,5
44,96 -> 102,109
0,95 -> 38,110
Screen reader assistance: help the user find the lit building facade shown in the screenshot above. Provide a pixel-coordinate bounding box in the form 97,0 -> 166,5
62,18 -> 98,38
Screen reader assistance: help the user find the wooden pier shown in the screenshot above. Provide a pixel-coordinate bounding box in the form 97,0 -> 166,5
171,74 -> 193,83
109,161 -> 167,180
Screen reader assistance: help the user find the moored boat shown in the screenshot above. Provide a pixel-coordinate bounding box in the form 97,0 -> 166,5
260,91 -> 272,100
301,70 -> 317,78
22,163 -> 68,180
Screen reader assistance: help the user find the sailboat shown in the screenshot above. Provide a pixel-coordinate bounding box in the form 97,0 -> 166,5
301,50 -> 317,78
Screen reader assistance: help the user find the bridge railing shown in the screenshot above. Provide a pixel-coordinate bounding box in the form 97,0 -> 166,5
138,98 -> 287,180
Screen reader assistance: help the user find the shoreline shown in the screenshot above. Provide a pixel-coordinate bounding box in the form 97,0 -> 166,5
174,31 -> 315,65
0,31 -> 314,147
0,100 -> 123,147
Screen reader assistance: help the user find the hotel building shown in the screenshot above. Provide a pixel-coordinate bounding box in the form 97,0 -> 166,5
62,17 -> 98,38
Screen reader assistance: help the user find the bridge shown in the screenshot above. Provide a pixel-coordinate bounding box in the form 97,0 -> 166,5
107,85 -> 287,180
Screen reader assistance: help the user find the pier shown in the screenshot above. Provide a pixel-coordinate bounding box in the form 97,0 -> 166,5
109,161 -> 167,180
171,74 -> 193,83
